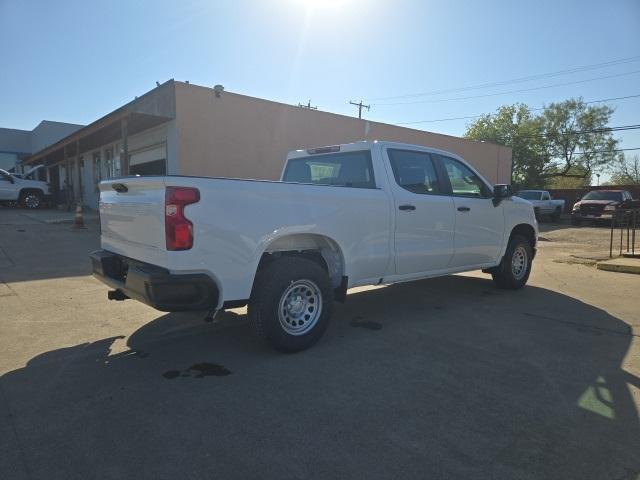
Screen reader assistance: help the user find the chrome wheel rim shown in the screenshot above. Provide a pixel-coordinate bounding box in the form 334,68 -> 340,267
278,280 -> 322,336
511,246 -> 528,280
24,194 -> 40,208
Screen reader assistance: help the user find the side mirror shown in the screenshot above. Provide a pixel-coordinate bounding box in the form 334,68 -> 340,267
8,176 -> 15,184
493,184 -> 512,206
493,183 -> 512,199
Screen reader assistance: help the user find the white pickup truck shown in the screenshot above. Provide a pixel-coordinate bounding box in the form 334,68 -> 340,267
0,165 -> 51,208
91,141 -> 538,352
516,190 -> 565,222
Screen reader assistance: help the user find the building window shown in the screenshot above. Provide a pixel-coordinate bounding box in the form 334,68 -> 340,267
130,159 -> 166,175
128,144 -> 167,176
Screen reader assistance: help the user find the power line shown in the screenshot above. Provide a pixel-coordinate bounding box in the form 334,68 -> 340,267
529,124 -> 640,139
399,114 -> 481,125
349,100 -> 370,119
396,93 -> 640,125
466,124 -> 640,143
373,69 -> 640,106
369,55 -> 640,101
571,147 -> 640,157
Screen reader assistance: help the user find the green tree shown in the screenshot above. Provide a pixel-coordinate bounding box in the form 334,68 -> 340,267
464,98 -> 619,188
608,154 -> 640,185
464,104 -> 546,188
541,98 -> 617,181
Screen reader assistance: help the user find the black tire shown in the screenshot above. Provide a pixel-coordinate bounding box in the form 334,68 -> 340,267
571,217 -> 581,226
19,190 -> 42,209
551,207 -> 561,223
534,207 -> 542,222
249,256 -> 334,353
491,234 -> 533,290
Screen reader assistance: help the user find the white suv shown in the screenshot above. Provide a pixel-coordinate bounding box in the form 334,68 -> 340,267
0,166 -> 51,209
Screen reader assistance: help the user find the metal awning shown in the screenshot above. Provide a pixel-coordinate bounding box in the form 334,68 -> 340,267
22,80 -> 176,167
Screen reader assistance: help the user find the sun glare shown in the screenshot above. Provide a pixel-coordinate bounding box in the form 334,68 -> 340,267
292,0 -> 348,10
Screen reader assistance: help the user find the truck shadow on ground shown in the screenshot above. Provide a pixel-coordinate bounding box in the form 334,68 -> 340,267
1,275 -> 639,480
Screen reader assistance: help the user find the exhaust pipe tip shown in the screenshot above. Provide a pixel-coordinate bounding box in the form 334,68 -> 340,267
108,289 -> 129,301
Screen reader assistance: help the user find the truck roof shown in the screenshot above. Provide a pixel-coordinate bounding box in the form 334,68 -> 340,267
286,140 -> 467,162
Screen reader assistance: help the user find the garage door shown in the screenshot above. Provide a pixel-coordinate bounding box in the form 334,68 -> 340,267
129,144 -> 166,175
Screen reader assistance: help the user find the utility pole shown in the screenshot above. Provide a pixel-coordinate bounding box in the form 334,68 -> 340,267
349,100 -> 370,119
298,99 -> 317,110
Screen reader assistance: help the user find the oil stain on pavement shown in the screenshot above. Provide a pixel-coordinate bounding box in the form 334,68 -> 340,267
350,316 -> 383,330
163,362 -> 232,379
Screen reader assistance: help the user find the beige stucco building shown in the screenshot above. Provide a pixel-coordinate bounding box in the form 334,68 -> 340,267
22,80 -> 512,209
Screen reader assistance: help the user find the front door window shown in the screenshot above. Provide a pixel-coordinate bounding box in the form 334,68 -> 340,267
439,155 -> 492,198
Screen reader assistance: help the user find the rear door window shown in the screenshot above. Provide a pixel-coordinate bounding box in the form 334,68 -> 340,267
387,149 -> 441,194
283,150 -> 376,189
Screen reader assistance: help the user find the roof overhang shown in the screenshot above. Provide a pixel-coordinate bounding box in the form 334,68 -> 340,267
22,80 -> 176,166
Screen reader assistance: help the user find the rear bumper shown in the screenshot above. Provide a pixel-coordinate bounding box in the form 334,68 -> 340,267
90,250 -> 218,312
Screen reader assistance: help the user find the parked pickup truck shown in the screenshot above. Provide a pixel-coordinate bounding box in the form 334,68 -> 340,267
516,190 -> 565,222
571,189 -> 634,225
91,141 -> 538,352
0,165 -> 51,208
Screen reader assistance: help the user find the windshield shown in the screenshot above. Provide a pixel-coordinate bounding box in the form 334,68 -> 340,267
582,191 -> 622,202
517,191 -> 542,200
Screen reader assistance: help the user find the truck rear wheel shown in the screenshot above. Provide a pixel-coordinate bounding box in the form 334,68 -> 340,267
19,190 -> 42,209
551,207 -> 561,223
491,234 -> 533,290
249,256 -> 334,353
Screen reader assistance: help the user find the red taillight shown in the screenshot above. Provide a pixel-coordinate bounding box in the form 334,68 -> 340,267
165,187 -> 200,250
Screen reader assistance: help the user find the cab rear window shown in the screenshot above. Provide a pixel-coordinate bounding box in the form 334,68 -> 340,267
283,151 -> 376,189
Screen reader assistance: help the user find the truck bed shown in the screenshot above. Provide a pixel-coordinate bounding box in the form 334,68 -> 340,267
99,175 -> 392,304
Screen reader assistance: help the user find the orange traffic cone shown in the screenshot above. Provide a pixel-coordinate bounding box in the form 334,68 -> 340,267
72,203 -> 86,230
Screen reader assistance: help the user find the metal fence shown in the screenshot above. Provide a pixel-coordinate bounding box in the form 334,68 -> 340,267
610,208 -> 640,258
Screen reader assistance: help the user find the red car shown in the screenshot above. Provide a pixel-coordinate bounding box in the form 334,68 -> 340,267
571,190 -> 633,225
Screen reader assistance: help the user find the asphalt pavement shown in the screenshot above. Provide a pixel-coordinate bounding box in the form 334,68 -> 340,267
1,208 -> 639,480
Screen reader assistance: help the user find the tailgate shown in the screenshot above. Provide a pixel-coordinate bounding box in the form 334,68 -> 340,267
99,177 -> 167,259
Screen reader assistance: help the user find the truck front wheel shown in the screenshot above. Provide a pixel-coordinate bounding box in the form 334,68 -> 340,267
491,234 -> 533,290
249,256 -> 334,353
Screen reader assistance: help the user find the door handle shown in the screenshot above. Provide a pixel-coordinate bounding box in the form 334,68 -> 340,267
457,206 -> 471,212
399,204 -> 416,211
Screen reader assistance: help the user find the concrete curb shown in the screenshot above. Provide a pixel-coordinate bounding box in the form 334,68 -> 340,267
596,258 -> 640,275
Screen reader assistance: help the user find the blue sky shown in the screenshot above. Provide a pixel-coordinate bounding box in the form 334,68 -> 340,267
1,0 -> 639,172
